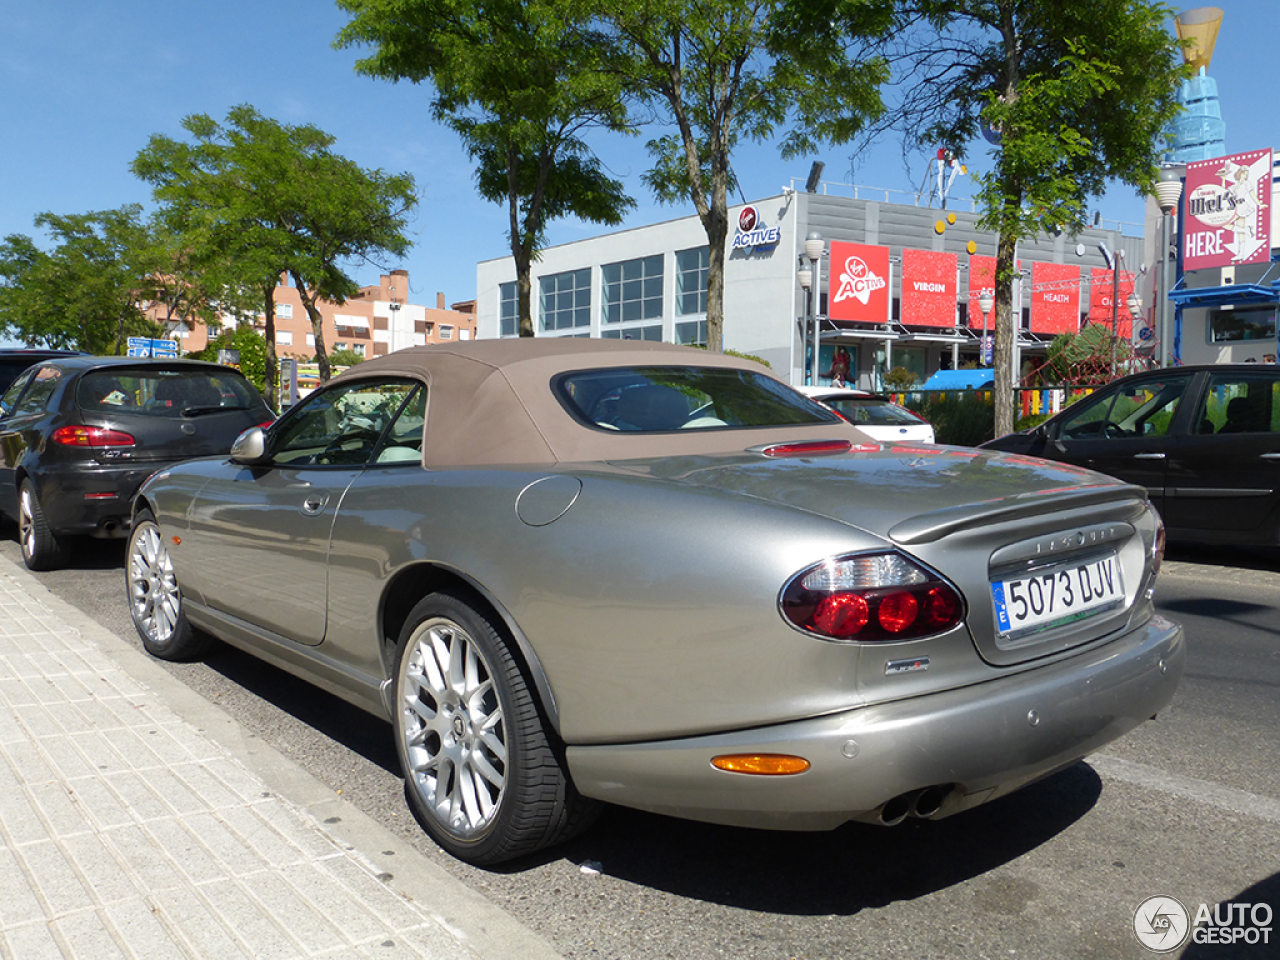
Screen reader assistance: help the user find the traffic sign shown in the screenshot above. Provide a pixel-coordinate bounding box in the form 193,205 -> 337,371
126,337 -> 179,358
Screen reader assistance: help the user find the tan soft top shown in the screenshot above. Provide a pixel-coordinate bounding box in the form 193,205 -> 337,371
330,339 -> 866,467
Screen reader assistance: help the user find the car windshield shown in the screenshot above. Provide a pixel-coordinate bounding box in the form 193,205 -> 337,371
822,396 -> 925,426
556,366 -> 839,432
77,369 -> 261,417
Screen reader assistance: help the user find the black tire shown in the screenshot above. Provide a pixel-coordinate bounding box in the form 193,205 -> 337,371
392,590 -> 599,865
18,478 -> 68,571
125,510 -> 212,661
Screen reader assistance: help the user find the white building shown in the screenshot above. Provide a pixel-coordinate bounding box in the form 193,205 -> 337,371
476,183 -> 1145,391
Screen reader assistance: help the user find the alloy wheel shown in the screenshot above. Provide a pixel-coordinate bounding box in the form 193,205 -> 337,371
399,616 -> 508,839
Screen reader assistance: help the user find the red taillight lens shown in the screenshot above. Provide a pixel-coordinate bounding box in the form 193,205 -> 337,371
813,593 -> 870,638
780,552 -> 965,642
51,426 -> 136,447
877,592 -> 919,633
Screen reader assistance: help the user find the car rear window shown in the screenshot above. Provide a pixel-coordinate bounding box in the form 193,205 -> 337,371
77,369 -> 263,417
555,366 -> 839,432
825,397 -> 926,426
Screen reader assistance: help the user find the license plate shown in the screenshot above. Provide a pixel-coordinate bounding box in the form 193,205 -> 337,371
991,553 -> 1123,636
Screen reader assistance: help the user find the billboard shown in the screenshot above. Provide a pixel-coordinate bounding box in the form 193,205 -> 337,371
900,249 -> 958,327
1183,149 -> 1273,270
1029,262 -> 1080,335
828,242 -> 891,324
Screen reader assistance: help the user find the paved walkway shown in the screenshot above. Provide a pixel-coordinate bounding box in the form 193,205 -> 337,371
0,554 -> 565,960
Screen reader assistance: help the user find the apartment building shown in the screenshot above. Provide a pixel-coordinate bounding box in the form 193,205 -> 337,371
148,270 -> 476,358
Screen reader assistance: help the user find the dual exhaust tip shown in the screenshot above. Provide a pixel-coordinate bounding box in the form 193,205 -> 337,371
877,784 -> 953,826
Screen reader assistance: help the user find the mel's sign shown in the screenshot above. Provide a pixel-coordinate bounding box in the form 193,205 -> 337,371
732,205 -> 782,250
1183,149 -> 1273,271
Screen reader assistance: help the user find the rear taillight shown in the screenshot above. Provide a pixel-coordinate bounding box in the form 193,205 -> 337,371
780,552 -> 965,642
52,426 -> 136,448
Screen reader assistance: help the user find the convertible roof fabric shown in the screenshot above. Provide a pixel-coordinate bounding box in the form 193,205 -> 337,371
329,340 -> 868,467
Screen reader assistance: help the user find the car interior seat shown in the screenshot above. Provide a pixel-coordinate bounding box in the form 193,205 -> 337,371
1219,396 -> 1259,434
616,385 -> 690,431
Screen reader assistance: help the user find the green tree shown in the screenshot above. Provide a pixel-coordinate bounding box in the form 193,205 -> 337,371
1043,324 -> 1134,387
133,106 -> 417,393
831,0 -> 1186,434
326,347 -> 366,368
591,0 -> 887,353
0,206 -> 157,353
336,0 -> 634,337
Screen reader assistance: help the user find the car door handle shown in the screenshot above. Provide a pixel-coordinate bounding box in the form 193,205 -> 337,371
1132,452 -> 1166,460
300,493 -> 330,516
1260,453 -> 1280,460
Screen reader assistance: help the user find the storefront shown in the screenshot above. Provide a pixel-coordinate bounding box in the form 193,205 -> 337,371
475,187 -> 1144,390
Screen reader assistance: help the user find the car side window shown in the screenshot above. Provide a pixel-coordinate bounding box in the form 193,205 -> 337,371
0,370 -> 35,417
372,386 -> 426,464
1196,373 -> 1280,435
269,379 -> 419,467
1059,376 -> 1190,440
8,366 -> 63,418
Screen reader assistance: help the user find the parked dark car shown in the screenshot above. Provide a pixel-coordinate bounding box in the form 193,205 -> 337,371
982,364 -> 1280,544
127,340 -> 1181,866
0,348 -> 85,396
0,356 -> 273,569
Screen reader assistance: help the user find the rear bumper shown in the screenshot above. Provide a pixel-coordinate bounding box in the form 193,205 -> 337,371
566,614 -> 1184,830
30,462 -> 163,537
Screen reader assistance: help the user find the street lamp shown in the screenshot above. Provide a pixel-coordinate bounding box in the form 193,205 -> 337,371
797,262 -> 813,383
978,288 -> 994,366
1155,164 -> 1186,368
802,231 -> 824,385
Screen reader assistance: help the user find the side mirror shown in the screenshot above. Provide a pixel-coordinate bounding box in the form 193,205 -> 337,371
230,426 -> 269,464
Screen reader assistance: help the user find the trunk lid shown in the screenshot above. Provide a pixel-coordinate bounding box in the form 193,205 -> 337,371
611,444 -> 1158,668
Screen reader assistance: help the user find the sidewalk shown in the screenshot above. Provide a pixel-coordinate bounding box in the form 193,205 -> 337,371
0,554 -> 566,960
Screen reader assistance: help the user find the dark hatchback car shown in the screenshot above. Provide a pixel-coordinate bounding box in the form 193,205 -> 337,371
983,364 -> 1280,545
0,356 -> 273,569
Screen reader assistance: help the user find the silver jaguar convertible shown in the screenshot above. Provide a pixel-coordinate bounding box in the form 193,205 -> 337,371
126,340 -> 1184,865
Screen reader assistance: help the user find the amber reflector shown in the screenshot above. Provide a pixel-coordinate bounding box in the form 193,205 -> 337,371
712,754 -> 810,775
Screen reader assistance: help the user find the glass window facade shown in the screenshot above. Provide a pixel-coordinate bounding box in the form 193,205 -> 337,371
539,269 -> 591,333
499,281 -> 518,338
674,247 -> 709,346
602,255 -> 663,325
675,247 -> 709,316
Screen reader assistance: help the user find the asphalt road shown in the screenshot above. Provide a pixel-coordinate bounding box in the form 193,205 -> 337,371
2,522 -> 1277,960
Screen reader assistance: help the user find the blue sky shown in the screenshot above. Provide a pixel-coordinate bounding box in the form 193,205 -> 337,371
3,1 -> 1277,310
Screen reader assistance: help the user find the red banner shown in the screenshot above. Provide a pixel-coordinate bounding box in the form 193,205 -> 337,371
1184,149 -> 1273,271
900,249 -> 957,328
828,242 -> 890,324
1030,262 -> 1080,335
1088,267 -> 1137,338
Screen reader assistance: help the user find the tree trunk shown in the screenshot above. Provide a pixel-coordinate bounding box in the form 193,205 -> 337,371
262,286 -> 278,405
290,270 -> 330,382
515,245 -> 534,338
993,230 -> 1017,438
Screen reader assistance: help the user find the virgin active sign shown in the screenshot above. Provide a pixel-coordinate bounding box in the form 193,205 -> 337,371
732,205 -> 782,251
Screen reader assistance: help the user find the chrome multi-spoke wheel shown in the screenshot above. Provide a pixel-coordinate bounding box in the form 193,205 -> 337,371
399,615 -> 508,839
393,592 -> 597,864
18,479 -> 67,571
125,511 -> 209,660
